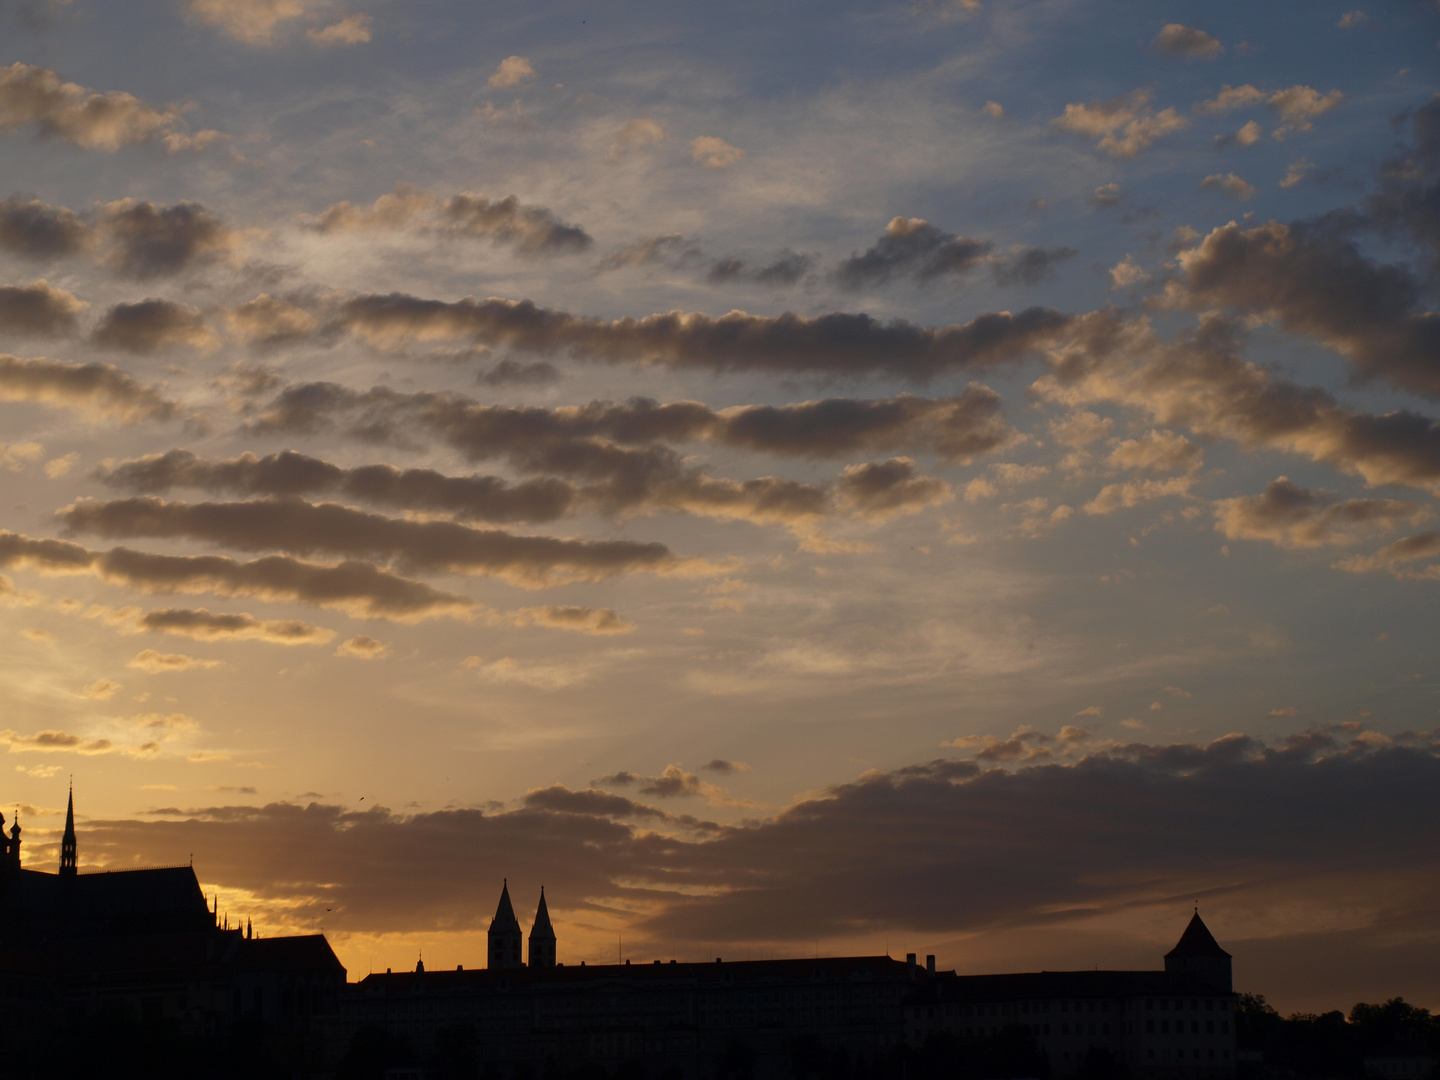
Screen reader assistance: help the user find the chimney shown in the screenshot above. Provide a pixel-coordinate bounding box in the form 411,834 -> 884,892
926,955 -> 935,975
906,952 -> 916,978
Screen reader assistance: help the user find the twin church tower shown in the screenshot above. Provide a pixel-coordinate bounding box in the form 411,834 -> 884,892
487,879 -> 556,969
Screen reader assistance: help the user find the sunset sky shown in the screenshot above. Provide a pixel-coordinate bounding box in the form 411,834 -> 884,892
1,0 -> 1438,1012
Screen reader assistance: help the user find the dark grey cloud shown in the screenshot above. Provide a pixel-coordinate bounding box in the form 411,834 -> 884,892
0,193 -> 89,257
90,298 -> 215,353
265,386 -> 1013,465
1362,98 -> 1440,278
1172,220 -> 1440,398
328,292 -> 1070,382
834,217 -> 992,289
96,449 -> 578,525
72,731 -> 1440,988
990,245 -> 1078,286
57,496 -> 699,588
1214,477 -> 1430,549
0,353 -> 176,421
133,606 -> 334,645
477,358 -> 560,387
833,457 -> 953,522
706,250 -> 813,286
0,529 -> 472,620
96,199 -> 240,279
439,193 -> 592,254
0,279 -> 86,336
595,234 -> 704,272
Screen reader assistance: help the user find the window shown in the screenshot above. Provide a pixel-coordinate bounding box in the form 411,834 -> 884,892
1222,1021 -> 1229,1034
1206,1021 -> 1214,1034
1146,1021 -> 1154,1034
1147,999 -> 1154,1010
1161,1020 -> 1169,1034
1192,1020 -> 1199,1034
1062,1023 -> 1069,1036
1206,1000 -> 1214,1011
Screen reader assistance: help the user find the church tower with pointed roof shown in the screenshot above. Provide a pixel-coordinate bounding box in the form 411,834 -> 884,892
59,784 -> 77,877
487,879 -> 523,969
528,886 -> 556,968
1164,908 -> 1232,992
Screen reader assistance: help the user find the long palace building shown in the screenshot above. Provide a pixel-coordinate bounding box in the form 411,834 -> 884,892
336,881 -> 1238,1079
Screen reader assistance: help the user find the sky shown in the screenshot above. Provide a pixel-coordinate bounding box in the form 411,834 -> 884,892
0,0 -> 1437,1013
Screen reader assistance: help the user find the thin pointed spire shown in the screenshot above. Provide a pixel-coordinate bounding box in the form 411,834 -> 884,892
59,780 -> 77,877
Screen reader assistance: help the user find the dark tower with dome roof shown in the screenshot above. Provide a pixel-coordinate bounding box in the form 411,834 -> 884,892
1164,908 -> 1232,992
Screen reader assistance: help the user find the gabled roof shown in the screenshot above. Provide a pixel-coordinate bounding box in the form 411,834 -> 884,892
530,886 -> 554,938
490,879 -> 520,933
1165,911 -> 1231,959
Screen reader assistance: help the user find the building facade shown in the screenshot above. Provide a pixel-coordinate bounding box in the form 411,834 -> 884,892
335,883 -> 1238,1079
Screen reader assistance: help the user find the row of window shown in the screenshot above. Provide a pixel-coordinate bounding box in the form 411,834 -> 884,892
1140,1018 -> 1229,1035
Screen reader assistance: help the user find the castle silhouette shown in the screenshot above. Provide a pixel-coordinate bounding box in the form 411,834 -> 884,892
0,793 -> 1239,1078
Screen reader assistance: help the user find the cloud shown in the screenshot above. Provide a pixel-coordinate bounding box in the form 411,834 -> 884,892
306,13 -> 371,46
1052,89 -> 1187,157
325,291 -> 1071,381
689,136 -> 745,169
44,452 -> 78,478
1337,10 -> 1366,28
638,764 -> 720,799
97,449 -> 578,525
437,193 -> 592,255
0,63 -> 218,152
0,354 -> 177,421
1032,311 -> 1440,493
1333,532 -> 1440,579
0,280 -> 86,337
834,217 -> 992,288
0,442 -> 43,471
90,299 -> 218,354
1214,477 -> 1430,550
703,759 -> 749,774
833,458 -> 953,522
310,184 -> 435,233
1106,429 -> 1202,475
104,606 -> 335,645
0,728 -> 113,754
1200,173 -> 1257,200
705,250 -> 813,287
1152,24 -> 1221,58
610,118 -> 665,158
990,245 -> 1077,287
56,496 -> 703,589
1167,220 -> 1440,398
1083,476 -> 1193,515
1194,84 -> 1344,138
1280,158 -> 1315,189
596,234 -> 704,272
336,635 -> 388,659
184,0 -> 315,44
96,199 -> 242,279
982,101 -> 1003,120
486,56 -> 535,89
126,648 -> 222,672
310,185 -> 591,256
225,294 -> 318,346
1266,86 -> 1345,137
504,606 -> 635,635
77,677 -> 121,700
1108,256 -> 1149,289
0,530 -> 474,621
0,194 -> 89,258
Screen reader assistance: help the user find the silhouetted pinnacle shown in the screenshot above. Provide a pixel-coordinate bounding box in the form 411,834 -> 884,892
1165,910 -> 1231,959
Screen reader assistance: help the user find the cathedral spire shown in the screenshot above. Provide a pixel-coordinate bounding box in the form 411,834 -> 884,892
487,879 -> 523,969
59,782 -> 77,877
529,885 -> 557,969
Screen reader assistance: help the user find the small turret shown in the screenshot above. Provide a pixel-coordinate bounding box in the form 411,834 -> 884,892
1165,909 -> 1232,993
59,784 -> 77,877
487,879 -> 523,969
528,886 -> 556,968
